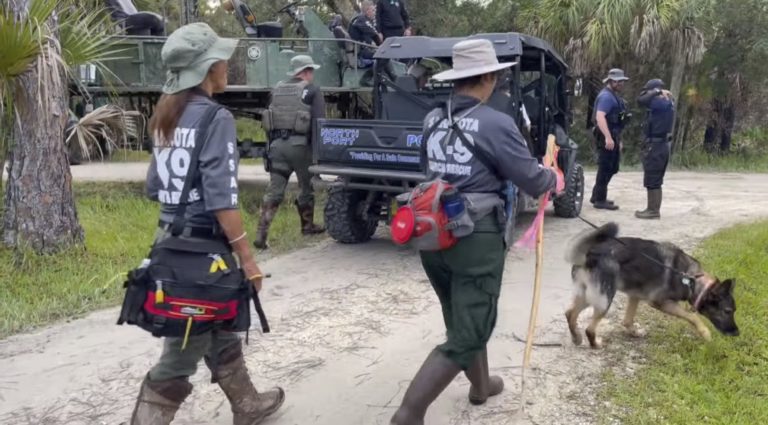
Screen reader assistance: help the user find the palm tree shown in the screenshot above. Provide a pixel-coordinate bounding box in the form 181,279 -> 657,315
1,0 -> 121,253
522,0 -> 707,144
525,0 -> 705,90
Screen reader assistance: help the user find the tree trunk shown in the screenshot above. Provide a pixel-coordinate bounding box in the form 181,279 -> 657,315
669,52 -> 686,103
3,3 -> 84,253
669,51 -> 687,151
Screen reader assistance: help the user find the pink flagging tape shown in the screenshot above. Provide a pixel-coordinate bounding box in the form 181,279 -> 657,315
513,192 -> 550,250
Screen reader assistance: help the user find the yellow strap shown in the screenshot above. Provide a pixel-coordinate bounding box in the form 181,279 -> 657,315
209,257 -> 228,273
181,317 -> 193,350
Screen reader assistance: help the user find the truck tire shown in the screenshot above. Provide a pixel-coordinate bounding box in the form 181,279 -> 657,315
324,187 -> 378,244
553,163 -> 584,218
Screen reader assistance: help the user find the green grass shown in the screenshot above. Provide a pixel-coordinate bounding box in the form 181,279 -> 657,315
108,148 -> 152,162
669,149 -> 768,172
235,117 -> 267,142
0,182 -> 325,339
601,220 -> 768,425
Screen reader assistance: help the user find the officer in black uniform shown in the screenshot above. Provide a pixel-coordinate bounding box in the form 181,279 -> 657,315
376,0 -> 412,39
635,78 -> 675,219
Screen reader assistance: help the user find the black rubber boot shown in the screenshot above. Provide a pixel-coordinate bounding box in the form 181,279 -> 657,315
465,349 -> 504,406
390,349 -> 461,425
296,200 -> 325,235
635,189 -> 661,219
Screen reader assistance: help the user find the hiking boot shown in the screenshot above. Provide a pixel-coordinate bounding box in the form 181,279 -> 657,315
390,349 -> 461,425
254,201 -> 280,250
207,342 -> 285,425
635,189 -> 661,219
593,200 -> 619,210
465,349 -> 504,406
129,374 -> 192,425
295,200 -> 325,235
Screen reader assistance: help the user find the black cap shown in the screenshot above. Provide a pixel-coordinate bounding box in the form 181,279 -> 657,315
643,79 -> 665,90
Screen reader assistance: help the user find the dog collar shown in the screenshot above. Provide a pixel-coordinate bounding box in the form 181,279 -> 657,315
691,276 -> 716,312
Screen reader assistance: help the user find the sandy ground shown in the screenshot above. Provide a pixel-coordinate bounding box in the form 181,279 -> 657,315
0,170 -> 766,425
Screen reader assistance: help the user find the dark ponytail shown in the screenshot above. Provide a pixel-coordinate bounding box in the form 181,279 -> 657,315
149,89 -> 193,147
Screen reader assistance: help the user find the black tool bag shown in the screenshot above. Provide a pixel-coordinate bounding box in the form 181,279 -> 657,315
118,104 -> 270,343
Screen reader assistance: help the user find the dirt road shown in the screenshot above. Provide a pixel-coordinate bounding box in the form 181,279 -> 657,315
1,171 -> 765,425
2,162 -> 286,184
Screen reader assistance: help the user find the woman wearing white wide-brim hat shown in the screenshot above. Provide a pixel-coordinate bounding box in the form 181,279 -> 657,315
390,39 -> 562,424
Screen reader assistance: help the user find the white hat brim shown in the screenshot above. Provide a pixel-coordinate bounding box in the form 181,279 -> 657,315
603,76 -> 629,83
433,61 -> 516,81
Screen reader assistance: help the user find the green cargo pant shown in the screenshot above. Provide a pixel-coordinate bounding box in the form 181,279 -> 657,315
264,136 -> 314,206
419,217 -> 506,370
149,331 -> 241,381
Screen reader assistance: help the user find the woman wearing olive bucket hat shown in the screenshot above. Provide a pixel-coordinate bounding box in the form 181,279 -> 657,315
129,23 -> 284,425
390,39 -> 561,424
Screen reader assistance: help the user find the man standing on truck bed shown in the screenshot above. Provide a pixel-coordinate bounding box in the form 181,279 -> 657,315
390,39 -> 561,425
590,68 -> 630,211
376,0 -> 412,39
255,55 -> 326,249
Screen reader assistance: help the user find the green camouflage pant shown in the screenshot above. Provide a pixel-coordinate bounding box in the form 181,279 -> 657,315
419,217 -> 505,370
149,331 -> 241,381
264,136 -> 314,206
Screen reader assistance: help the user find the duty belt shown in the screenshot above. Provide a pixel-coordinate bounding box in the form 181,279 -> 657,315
158,220 -> 222,240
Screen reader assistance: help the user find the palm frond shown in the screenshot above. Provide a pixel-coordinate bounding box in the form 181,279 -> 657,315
66,104 -> 128,161
0,11 -> 41,80
632,7 -> 663,59
58,4 -> 126,67
672,25 -> 706,66
564,37 -> 590,75
1,0 -> 128,117
36,33 -> 65,111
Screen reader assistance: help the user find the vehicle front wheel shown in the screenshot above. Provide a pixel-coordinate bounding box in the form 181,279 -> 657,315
553,163 -> 584,218
324,186 -> 379,244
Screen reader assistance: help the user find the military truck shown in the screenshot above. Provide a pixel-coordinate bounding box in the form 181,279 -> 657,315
70,0 -> 391,159
311,33 -> 585,244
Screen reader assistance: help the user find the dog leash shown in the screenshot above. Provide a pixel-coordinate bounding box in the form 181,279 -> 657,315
575,214 -> 695,286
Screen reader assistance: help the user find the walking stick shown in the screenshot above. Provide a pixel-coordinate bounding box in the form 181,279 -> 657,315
514,135 -> 561,411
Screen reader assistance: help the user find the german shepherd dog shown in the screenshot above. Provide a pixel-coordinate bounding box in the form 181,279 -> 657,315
564,222 -> 739,348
